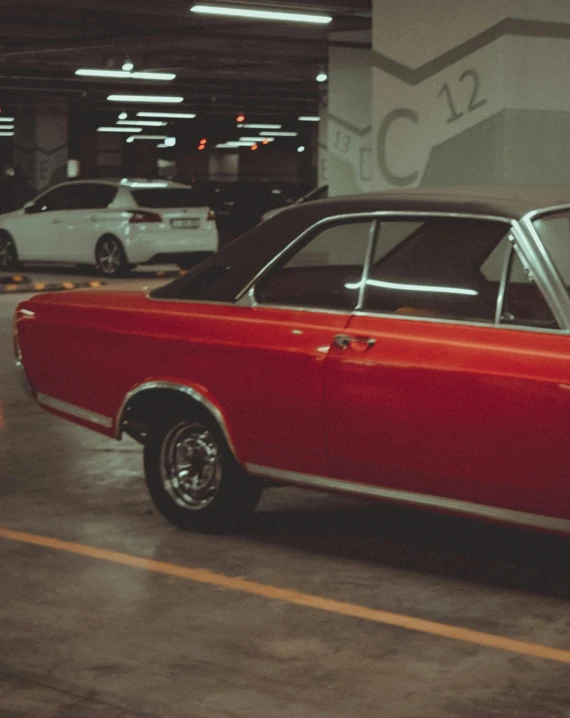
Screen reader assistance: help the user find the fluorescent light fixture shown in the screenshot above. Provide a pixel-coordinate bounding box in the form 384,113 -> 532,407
344,279 -> 478,296
118,111 -> 128,120
163,136 -> 176,147
260,130 -> 298,137
216,141 -> 256,147
0,131 -> 14,137
0,124 -> 15,130
107,94 -> 183,103
98,126 -> 143,132
137,111 -> 196,118
76,68 -> 175,80
299,115 -> 320,121
237,123 -> 282,129
77,69 -> 132,79
190,4 -> 332,24
130,71 -> 176,81
117,119 -> 167,126
239,136 -> 268,142
128,181 -> 169,187
0,117 -> 15,122
127,134 -> 168,140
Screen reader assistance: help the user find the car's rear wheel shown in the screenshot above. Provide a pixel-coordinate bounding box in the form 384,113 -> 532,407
0,232 -> 19,271
144,409 -> 262,532
95,236 -> 130,277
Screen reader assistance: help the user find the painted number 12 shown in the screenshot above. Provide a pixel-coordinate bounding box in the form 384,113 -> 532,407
439,69 -> 487,124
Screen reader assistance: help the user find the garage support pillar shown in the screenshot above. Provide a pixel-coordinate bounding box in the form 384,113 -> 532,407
13,99 -> 68,201
371,0 -> 570,190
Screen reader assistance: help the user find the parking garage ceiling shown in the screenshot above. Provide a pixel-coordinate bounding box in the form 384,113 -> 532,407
0,0 -> 371,122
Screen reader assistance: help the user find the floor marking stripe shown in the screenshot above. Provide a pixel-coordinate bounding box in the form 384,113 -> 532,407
1,526 -> 569,664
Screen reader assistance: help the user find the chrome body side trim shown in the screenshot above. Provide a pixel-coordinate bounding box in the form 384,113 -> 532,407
115,380 -> 238,459
245,464 -> 570,534
37,393 -> 113,429
14,358 -> 35,398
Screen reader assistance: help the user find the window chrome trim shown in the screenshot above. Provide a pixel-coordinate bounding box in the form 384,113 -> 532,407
494,237 -> 514,324
357,219 -> 380,311
115,380 -> 239,460
236,211 -> 514,303
519,206 -> 570,330
37,393 -> 113,429
245,464 -> 570,534
350,308 -> 568,335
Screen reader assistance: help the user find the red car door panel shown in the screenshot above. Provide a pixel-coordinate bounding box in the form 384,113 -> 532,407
325,314 -> 570,520
18,292 -> 349,475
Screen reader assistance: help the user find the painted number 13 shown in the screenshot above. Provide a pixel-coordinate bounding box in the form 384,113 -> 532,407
439,69 -> 487,124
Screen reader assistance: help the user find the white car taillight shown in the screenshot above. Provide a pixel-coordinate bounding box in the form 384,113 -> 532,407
130,211 -> 162,223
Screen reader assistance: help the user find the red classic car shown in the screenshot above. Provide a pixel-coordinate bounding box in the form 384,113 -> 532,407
13,186 -> 570,535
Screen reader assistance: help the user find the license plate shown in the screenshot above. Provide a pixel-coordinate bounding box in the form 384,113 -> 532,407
171,218 -> 200,229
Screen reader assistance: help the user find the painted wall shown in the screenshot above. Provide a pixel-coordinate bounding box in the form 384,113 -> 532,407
372,0 -> 570,190
326,30 -> 372,196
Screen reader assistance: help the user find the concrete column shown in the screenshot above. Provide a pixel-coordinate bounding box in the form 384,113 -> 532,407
13,99 -> 68,198
372,0 -> 570,190
209,152 -> 239,182
326,30 -> 372,196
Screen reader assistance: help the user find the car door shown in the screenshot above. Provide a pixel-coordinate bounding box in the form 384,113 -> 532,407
13,185 -> 71,260
225,217 -> 374,476
58,183 -> 119,262
324,215 -> 570,525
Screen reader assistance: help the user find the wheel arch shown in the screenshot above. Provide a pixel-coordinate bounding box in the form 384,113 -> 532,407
115,381 -> 240,462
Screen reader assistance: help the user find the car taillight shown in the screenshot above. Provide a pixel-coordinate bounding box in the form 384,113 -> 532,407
130,211 -> 162,223
207,209 -> 216,222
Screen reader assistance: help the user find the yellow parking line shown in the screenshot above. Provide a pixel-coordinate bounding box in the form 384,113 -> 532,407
0,526 -> 569,664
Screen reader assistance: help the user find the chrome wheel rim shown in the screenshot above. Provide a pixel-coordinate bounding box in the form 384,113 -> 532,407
160,422 -> 222,510
98,239 -> 122,274
0,236 -> 15,268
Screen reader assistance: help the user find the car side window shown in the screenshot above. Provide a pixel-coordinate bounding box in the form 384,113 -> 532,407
500,246 -> 557,328
66,184 -> 117,210
362,218 -> 510,323
34,186 -> 72,212
255,219 -> 372,311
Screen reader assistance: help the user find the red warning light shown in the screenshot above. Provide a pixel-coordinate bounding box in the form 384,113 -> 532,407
236,114 -> 245,123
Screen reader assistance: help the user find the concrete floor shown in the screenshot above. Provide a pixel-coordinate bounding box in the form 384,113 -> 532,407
0,268 -> 569,718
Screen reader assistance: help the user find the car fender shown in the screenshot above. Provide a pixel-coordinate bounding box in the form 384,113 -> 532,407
115,378 -> 241,462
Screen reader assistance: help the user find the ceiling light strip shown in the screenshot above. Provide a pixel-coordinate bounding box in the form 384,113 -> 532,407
76,69 -> 175,80
190,4 -> 332,24
98,126 -> 143,133
107,95 -> 183,103
117,120 -> 167,126
137,111 -> 196,118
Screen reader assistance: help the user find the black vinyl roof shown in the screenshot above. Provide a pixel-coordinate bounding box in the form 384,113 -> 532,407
151,185 -> 570,303
306,185 -> 570,220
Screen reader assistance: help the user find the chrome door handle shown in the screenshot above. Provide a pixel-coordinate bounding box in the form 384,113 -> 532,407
333,334 -> 376,350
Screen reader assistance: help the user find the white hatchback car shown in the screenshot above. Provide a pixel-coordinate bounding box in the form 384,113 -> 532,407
0,178 -> 219,276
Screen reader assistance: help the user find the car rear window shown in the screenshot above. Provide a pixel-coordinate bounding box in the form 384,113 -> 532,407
131,188 -> 207,208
